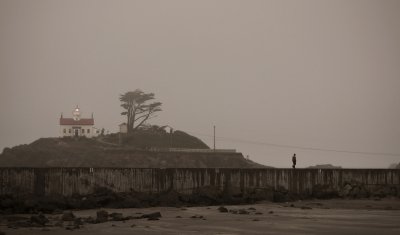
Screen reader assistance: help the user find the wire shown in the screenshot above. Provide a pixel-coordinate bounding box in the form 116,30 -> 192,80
186,130 -> 400,157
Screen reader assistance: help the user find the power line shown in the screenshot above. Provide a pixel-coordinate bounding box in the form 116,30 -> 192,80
186,131 -> 400,157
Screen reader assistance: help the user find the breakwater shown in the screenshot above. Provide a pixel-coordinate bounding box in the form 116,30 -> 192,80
1,168 -> 399,197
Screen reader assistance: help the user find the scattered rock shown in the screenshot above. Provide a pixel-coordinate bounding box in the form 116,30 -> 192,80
61,211 -> 75,221
55,221 -> 63,227
229,209 -> 238,214
130,224 -> 136,227
301,206 -> 312,210
109,213 -> 124,221
290,204 -> 295,207
248,207 -> 256,211
255,212 -> 263,215
218,206 -> 228,213
83,216 -> 96,224
96,210 -> 109,223
141,212 -> 162,220
74,217 -> 83,227
252,218 -> 260,221
269,211 -> 274,214
30,213 -> 49,226
238,209 -> 249,215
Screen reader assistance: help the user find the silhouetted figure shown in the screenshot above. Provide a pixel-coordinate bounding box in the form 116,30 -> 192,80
292,154 -> 296,169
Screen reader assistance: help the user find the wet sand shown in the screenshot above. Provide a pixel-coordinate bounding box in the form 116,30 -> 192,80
1,198 -> 400,235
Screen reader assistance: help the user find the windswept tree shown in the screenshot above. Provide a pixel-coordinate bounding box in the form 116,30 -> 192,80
120,89 -> 162,133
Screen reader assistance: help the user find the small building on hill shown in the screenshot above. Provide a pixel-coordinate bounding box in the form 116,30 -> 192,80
60,106 -> 100,137
119,123 -> 128,134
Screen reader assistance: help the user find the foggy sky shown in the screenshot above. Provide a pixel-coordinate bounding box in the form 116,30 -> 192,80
1,0 -> 399,168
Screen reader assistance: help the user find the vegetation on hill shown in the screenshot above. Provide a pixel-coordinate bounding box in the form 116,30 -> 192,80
388,162 -> 400,169
103,126 -> 209,149
0,129 -> 268,168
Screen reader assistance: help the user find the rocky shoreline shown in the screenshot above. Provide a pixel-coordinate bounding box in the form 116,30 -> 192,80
1,182 -> 399,215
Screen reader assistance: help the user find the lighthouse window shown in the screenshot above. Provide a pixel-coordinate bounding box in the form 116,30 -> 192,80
63,129 -> 66,134
82,129 -> 85,134
87,129 -> 90,133
69,129 -> 71,133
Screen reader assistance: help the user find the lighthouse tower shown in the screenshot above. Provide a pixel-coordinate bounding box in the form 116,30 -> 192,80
59,106 -> 99,137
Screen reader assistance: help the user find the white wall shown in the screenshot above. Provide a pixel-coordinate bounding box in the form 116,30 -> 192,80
59,125 -> 100,138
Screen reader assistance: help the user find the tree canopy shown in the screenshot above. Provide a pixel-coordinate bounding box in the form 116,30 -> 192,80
120,89 -> 162,133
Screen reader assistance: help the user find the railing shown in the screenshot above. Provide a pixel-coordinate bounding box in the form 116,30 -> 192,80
166,148 -> 236,153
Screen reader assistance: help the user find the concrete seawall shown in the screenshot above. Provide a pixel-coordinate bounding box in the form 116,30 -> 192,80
1,168 -> 399,197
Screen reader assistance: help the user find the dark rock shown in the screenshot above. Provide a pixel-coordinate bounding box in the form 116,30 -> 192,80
248,207 -> 256,211
141,212 -> 161,220
312,184 -> 338,199
176,215 -> 182,218
30,213 -> 49,226
255,212 -> 263,215
273,191 -> 289,202
339,184 -> 352,197
268,211 -> 274,214
301,206 -> 312,210
218,206 -> 228,213
74,218 -> 83,226
83,216 -> 96,224
238,209 -> 249,214
4,216 -> 27,222
96,210 -> 109,223
62,211 -> 75,221
249,188 -> 274,201
53,209 -> 63,214
55,221 -> 63,227
109,213 -> 124,221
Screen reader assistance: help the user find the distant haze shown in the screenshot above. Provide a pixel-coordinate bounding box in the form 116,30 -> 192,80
1,0 -> 399,168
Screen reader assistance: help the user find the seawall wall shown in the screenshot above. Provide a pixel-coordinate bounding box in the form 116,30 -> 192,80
1,168 -> 399,197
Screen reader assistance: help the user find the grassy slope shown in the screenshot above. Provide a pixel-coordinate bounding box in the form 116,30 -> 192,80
0,130 -> 270,168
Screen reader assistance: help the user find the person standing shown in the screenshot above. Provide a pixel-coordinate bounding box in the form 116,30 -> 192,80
292,154 -> 296,169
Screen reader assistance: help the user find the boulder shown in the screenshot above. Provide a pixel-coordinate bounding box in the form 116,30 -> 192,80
109,213 -> 124,221
61,211 -> 75,221
218,206 -> 228,213
140,212 -> 161,220
30,213 -> 49,226
96,210 -> 109,223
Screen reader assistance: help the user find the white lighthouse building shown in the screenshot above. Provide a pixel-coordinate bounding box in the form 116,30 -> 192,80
59,106 -> 100,137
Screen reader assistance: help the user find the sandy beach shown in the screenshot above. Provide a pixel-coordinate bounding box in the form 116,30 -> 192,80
1,198 -> 400,235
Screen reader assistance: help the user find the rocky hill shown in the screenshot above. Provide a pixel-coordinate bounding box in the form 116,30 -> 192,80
0,130 -> 269,168
307,164 -> 342,169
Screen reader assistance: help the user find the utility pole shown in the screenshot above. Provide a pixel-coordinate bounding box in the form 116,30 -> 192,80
213,125 -> 216,151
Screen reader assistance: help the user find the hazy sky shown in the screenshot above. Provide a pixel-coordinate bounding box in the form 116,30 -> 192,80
1,0 -> 399,168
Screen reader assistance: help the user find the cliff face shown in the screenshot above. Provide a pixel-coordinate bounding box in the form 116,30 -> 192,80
0,137 -> 268,168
